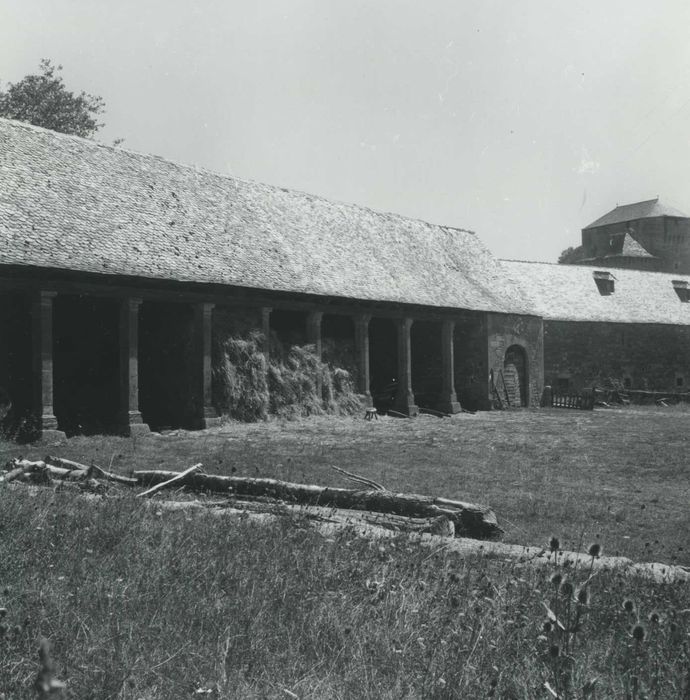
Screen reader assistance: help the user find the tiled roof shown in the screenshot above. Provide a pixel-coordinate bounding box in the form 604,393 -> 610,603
618,233 -> 655,258
0,118 -> 533,315
584,198 -> 688,229
580,233 -> 656,263
501,260 -> 690,325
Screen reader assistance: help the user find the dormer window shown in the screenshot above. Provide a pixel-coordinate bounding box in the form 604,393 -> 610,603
672,280 -> 690,302
593,270 -> 615,295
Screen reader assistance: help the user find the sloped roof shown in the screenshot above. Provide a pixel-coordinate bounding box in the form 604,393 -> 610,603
584,198 -> 689,229
580,232 -> 656,263
501,260 -> 690,325
0,118 -> 533,315
618,233 -> 655,258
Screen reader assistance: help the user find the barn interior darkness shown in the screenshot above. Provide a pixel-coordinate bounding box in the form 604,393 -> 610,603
139,301 -> 197,430
0,292 -> 32,435
269,309 -> 307,358
53,295 -> 119,435
322,314 -> 355,372
368,317 -> 398,411
453,313 -> 488,411
411,320 -> 442,408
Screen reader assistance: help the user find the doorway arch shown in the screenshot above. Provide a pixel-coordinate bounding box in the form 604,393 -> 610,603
503,345 -> 528,407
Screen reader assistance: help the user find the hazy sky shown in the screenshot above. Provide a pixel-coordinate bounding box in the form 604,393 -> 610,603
2,1 -> 690,262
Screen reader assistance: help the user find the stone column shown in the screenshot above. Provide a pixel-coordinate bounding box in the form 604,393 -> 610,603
395,317 -> 418,416
354,314 -> 372,406
439,319 -> 462,414
31,291 -> 65,441
307,310 -> 324,399
306,310 -> 323,359
118,297 -> 150,436
261,307 -> 272,359
194,302 -> 221,429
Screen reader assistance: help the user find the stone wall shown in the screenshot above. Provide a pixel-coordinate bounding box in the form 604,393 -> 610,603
453,312 -> 488,411
544,320 -> 690,392
486,313 -> 544,408
582,217 -> 690,274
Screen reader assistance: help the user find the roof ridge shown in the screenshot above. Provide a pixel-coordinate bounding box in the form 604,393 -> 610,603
503,259 -> 690,279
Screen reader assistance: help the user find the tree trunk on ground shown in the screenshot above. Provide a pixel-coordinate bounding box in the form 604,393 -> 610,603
133,470 -> 503,539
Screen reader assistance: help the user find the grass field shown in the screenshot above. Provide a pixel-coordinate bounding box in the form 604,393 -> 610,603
2,406 -> 689,566
2,406 -> 689,698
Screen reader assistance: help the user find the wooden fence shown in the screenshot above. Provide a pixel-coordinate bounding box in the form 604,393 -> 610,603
550,392 -> 594,410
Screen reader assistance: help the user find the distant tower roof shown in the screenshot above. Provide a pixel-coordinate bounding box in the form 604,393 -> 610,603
584,198 -> 689,230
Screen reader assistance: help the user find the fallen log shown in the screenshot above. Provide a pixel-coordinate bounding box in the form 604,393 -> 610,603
147,497 -> 456,536
6,459 -> 87,481
141,498 -> 689,583
132,470 -> 502,539
45,456 -> 138,485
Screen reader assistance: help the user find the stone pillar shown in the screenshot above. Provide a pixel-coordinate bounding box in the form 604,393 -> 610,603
306,310 -> 323,359
118,298 -> 150,436
439,319 -> 462,414
395,317 -> 418,416
31,291 -> 65,442
354,314 -> 372,406
261,307 -> 272,358
194,302 -> 221,429
307,310 -> 324,399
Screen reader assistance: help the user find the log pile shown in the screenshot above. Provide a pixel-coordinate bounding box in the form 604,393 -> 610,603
0,456 -> 503,540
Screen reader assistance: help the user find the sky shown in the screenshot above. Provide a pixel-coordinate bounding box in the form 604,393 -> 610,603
2,1 -> 690,262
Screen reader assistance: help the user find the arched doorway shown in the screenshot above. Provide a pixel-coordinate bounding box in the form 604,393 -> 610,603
503,345 -> 528,407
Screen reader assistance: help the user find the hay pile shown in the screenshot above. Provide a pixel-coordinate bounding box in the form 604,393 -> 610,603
214,333 -> 361,422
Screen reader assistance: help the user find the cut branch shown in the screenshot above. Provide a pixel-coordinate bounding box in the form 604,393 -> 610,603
137,464 -> 203,498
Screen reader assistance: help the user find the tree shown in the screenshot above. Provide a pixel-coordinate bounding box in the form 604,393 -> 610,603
558,245 -> 585,264
0,59 -> 105,138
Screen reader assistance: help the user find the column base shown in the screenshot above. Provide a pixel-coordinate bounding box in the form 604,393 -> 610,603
121,411 -> 150,437
202,407 -> 222,429
438,400 -> 462,415
395,403 -> 419,417
357,393 -> 374,408
39,429 -> 67,444
127,423 -> 151,438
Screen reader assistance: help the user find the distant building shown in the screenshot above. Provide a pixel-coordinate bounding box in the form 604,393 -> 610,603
503,261 -> 690,394
574,198 -> 690,273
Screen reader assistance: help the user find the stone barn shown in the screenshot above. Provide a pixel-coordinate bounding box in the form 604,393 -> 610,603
503,260 -> 690,394
0,118 -> 542,440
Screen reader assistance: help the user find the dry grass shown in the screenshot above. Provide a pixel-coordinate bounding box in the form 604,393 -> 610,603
1,405 -> 688,567
0,488 -> 688,699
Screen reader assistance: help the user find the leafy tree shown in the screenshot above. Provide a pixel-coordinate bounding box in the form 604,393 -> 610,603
0,59 -> 105,138
558,245 -> 585,264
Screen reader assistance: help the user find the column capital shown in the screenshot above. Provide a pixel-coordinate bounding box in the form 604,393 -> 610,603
36,290 -> 58,305
197,301 -> 215,314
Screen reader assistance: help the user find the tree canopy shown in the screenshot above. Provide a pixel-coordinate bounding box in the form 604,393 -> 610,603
0,59 -> 105,138
558,245 -> 585,264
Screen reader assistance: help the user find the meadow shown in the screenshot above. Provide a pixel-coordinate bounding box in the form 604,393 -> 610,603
1,406 -> 689,698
